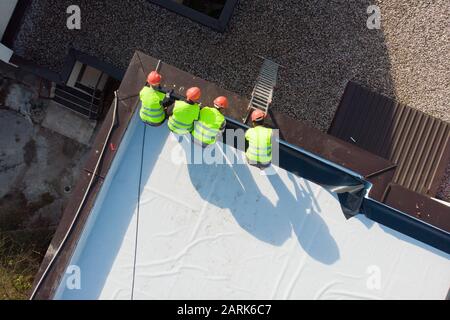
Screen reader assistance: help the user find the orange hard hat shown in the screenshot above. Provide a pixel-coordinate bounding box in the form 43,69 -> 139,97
186,87 -> 201,101
251,109 -> 266,122
147,71 -> 161,85
214,96 -> 228,109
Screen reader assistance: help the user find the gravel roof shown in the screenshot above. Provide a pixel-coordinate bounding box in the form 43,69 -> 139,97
13,0 -> 449,132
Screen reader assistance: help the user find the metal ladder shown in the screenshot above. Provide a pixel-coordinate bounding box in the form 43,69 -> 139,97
244,57 -> 280,123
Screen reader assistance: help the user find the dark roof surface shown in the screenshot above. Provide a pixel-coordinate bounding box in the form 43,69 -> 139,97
11,0 -> 449,132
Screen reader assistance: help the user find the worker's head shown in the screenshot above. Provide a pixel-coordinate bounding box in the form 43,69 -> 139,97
147,71 -> 162,86
213,96 -> 228,110
186,87 -> 201,102
251,109 -> 266,126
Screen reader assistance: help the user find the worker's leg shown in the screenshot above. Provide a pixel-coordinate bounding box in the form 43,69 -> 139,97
257,162 -> 271,169
144,119 -> 166,127
169,131 -> 185,144
247,158 -> 272,171
192,136 -> 209,149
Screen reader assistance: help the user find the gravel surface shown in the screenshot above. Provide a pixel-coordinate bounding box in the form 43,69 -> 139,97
11,0 -> 449,197
436,162 -> 450,201
13,0 -> 449,130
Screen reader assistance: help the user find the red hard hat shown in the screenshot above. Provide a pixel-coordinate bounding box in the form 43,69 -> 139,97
147,71 -> 161,85
214,96 -> 228,109
251,109 -> 266,122
186,87 -> 201,101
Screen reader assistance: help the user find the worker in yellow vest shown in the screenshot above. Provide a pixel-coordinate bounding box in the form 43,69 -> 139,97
245,109 -> 273,168
139,71 -> 168,126
167,87 -> 201,135
192,96 -> 228,147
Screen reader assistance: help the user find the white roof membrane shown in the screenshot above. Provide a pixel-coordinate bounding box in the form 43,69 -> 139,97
55,111 -> 450,300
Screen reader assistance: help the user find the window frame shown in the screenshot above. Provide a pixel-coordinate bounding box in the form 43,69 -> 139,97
148,0 -> 238,32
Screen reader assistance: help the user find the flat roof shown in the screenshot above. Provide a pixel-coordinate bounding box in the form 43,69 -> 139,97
54,110 -> 449,299
31,52 -> 449,299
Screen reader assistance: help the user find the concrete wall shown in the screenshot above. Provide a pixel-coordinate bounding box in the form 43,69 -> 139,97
0,0 -> 18,40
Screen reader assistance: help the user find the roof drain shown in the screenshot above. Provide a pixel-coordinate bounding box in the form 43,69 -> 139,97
29,90 -> 120,300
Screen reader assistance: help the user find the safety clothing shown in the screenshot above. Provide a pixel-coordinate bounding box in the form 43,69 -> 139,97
168,100 -> 200,134
192,107 -> 225,145
139,86 -> 166,125
245,126 -> 273,165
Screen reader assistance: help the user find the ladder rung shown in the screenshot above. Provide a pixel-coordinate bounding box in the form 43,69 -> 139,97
250,99 -> 269,109
252,95 -> 270,104
251,99 -> 269,109
260,69 -> 278,76
254,87 -> 273,95
262,62 -> 278,69
254,87 -> 272,95
254,94 -> 271,101
255,83 -> 273,90
258,78 -> 276,86
259,76 -> 276,84
253,91 -> 272,99
259,70 -> 275,77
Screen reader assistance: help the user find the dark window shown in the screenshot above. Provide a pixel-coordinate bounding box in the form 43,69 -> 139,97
173,0 -> 227,19
148,0 -> 238,32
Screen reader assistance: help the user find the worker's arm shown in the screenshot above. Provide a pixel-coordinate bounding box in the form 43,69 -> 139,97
139,87 -> 146,101
219,119 -> 226,133
245,129 -> 250,141
161,90 -> 175,109
195,105 -> 200,121
166,102 -> 175,116
244,129 -> 251,151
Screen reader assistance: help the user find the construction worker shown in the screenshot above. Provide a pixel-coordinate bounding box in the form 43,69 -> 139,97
167,87 -> 201,135
139,71 -> 167,126
245,109 -> 273,168
192,96 -> 228,147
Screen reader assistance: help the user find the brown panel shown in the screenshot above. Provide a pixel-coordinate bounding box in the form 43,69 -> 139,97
329,81 -> 450,197
367,167 -> 396,201
271,111 -> 395,178
137,52 -> 250,122
384,183 -> 450,232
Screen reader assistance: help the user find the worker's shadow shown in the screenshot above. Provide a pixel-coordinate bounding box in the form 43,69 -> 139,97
182,139 -> 340,265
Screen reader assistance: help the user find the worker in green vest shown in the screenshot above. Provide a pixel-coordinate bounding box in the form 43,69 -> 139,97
167,87 -> 201,135
192,96 -> 228,147
245,109 -> 273,168
139,71 -> 169,126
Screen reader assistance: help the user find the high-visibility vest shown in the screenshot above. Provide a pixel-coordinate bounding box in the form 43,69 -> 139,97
245,126 -> 273,165
139,86 -> 166,124
192,107 -> 225,145
168,100 -> 200,134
